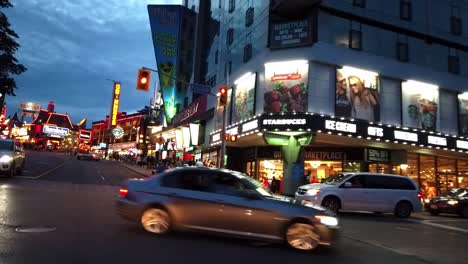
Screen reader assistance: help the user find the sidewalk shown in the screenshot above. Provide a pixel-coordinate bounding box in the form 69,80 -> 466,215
116,161 -> 154,177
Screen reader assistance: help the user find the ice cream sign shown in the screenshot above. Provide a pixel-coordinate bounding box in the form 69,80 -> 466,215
43,125 -> 69,137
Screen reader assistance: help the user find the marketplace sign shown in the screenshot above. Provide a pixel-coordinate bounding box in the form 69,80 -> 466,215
43,125 -> 69,137
110,83 -> 121,127
148,5 -> 183,124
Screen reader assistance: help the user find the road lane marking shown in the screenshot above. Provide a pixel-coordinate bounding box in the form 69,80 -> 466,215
14,161 -> 67,179
421,220 -> 468,234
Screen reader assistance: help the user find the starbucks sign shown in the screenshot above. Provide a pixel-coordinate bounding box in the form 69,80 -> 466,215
112,126 -> 124,139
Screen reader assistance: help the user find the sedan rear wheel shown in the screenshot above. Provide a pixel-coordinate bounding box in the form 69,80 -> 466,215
141,208 -> 171,234
286,223 -> 320,251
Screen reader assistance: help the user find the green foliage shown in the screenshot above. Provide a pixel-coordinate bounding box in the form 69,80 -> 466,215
0,0 -> 27,97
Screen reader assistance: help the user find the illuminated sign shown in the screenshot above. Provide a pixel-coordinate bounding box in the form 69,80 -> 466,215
112,126 -> 124,139
457,140 -> 468,150
20,102 -> 41,112
427,135 -> 447,146
110,83 -> 121,126
367,126 -> 384,137
211,133 -> 221,143
263,119 -> 306,125
394,130 -> 418,142
226,126 -> 239,135
365,148 -> 390,163
79,129 -> 92,140
43,125 -> 69,137
241,119 -> 259,133
325,120 -> 357,133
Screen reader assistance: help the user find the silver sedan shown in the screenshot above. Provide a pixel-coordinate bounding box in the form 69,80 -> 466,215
116,167 -> 339,251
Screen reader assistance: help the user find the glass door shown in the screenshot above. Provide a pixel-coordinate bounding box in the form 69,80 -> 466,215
245,161 -> 256,179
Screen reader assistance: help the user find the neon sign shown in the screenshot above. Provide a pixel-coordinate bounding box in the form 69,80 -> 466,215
111,83 -> 121,126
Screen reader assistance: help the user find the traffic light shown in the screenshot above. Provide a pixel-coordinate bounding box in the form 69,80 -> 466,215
136,69 -> 151,92
224,133 -> 238,142
218,86 -> 228,107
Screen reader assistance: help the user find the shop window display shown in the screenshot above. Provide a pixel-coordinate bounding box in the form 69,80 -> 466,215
369,163 -> 391,174
420,155 -> 437,198
344,161 -> 362,172
304,161 -> 342,183
400,153 -> 419,186
258,160 -> 283,193
438,157 -> 457,193
458,160 -> 468,188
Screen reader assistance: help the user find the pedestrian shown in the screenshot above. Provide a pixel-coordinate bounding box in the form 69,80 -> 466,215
270,176 -> 280,194
196,159 -> 204,167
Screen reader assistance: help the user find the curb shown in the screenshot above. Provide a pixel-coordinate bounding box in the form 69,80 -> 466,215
116,162 -> 152,178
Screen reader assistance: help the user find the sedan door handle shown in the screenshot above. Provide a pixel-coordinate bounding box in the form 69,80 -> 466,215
168,192 -> 179,196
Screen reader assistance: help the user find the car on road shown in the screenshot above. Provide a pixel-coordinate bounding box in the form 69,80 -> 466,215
425,188 -> 468,218
295,173 -> 423,218
76,152 -> 101,161
116,167 -> 339,252
0,139 -> 25,177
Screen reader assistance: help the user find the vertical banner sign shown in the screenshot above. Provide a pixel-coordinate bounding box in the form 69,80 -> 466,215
459,93 -> 468,137
148,5 -> 182,124
264,60 -> 309,113
110,83 -> 121,127
402,80 -> 439,131
335,66 -> 380,122
233,73 -> 256,124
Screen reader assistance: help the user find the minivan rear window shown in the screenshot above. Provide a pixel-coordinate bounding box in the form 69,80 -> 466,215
322,174 -> 349,185
366,175 -> 415,190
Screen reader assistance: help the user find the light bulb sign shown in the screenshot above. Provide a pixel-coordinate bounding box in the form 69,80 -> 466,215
112,126 -> 124,139
110,83 -> 121,127
43,125 -> 69,137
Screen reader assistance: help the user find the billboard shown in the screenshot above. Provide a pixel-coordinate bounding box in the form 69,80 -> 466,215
264,60 -> 308,113
110,83 -> 121,127
148,5 -> 182,124
233,72 -> 256,123
459,93 -> 468,136
402,80 -> 439,131
336,66 -> 380,122
20,102 -> 41,117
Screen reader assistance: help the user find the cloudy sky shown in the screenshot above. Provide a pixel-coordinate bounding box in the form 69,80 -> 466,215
4,0 -> 180,124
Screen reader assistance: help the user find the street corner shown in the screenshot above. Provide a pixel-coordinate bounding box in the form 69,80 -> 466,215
116,162 -> 152,178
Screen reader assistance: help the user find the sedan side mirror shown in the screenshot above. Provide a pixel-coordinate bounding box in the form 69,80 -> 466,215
342,182 -> 352,188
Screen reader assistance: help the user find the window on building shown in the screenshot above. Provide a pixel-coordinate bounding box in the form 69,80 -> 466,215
215,50 -> 218,64
228,0 -> 235,13
243,43 -> 252,63
207,75 -> 216,87
226,28 -> 234,45
397,42 -> 409,62
448,54 -> 460,74
218,0 -> 222,8
228,61 -> 232,75
349,29 -> 362,50
400,0 -> 412,21
451,16 -> 462,36
245,7 -> 254,27
353,0 -> 366,8
224,61 -> 232,78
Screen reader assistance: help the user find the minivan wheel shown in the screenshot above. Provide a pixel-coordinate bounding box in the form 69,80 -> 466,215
322,197 -> 340,213
394,201 -> 412,218
286,223 -> 320,251
141,208 -> 171,234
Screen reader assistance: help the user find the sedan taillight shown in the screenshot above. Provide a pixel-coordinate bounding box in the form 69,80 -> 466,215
119,188 -> 129,197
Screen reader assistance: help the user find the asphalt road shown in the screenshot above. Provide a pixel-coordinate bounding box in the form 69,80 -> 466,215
0,151 -> 467,264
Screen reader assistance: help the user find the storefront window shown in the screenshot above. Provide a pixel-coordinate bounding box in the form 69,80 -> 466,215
404,153 -> 419,186
457,159 -> 468,188
304,161 -> 342,183
246,161 -> 256,179
344,161 -> 362,172
369,163 -> 391,174
258,160 -> 283,192
420,155 -> 436,198
438,157 -> 456,193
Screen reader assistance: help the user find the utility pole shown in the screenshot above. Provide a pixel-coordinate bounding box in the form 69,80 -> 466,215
220,72 -> 230,169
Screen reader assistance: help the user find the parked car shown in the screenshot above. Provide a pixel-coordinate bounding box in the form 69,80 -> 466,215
77,152 -> 101,161
425,188 -> 468,218
0,139 -> 26,177
295,173 -> 423,218
116,167 -> 339,252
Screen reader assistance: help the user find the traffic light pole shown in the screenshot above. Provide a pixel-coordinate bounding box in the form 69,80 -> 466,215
220,71 -> 230,169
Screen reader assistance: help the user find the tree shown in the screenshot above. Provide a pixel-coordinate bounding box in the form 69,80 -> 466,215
0,0 -> 26,110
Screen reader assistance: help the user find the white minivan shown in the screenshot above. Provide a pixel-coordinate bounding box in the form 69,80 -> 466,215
295,173 -> 423,218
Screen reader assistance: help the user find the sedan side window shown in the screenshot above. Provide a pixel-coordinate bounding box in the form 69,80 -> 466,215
160,171 -> 210,192
209,173 -> 250,196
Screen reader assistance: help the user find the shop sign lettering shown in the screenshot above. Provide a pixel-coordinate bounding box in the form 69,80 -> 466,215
394,130 -> 418,142
43,125 -> 69,137
242,120 -> 258,133
212,133 -> 221,143
273,151 -> 282,159
325,120 -> 356,133
263,119 -> 306,125
427,135 -> 447,146
305,151 -> 343,160
226,126 -> 239,135
367,126 -> 384,137
366,148 -> 390,163
457,140 -> 468,150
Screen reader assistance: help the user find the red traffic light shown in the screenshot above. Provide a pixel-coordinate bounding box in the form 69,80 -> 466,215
218,85 -> 228,106
219,86 -> 227,95
230,134 -> 238,142
136,69 -> 151,92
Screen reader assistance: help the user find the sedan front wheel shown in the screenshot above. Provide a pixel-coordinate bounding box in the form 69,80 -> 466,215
141,208 -> 171,234
286,222 -> 320,251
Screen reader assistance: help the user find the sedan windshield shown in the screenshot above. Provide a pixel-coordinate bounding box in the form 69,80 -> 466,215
0,141 -> 14,151
234,173 -> 273,197
322,173 -> 349,185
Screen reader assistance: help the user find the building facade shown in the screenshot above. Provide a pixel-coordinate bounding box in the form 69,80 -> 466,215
180,0 -> 468,196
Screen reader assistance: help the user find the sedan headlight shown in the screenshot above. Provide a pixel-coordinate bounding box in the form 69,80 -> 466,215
448,200 -> 458,205
0,155 -> 13,163
424,199 -> 431,204
306,189 -> 321,196
315,215 -> 338,227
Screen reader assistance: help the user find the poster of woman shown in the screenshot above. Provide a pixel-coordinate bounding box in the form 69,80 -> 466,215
335,66 -> 380,122
402,80 -> 439,131
459,93 -> 468,136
